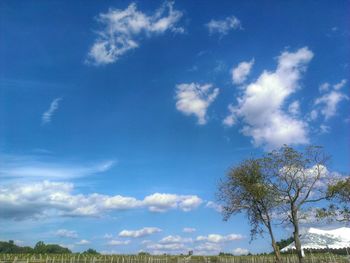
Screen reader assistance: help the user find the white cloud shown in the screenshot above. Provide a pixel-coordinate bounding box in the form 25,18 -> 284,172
231,59 -> 254,84
319,82 -> 330,93
206,201 -> 223,213
76,239 -> 90,245
143,193 -> 202,212
107,239 -> 130,245
0,154 -> 116,180
334,79 -> 347,90
288,100 -> 300,116
319,124 -> 330,134
314,89 -> 348,120
0,181 -> 202,220
183,227 -> 196,233
87,2 -> 184,65
159,235 -> 192,244
103,234 -> 113,239
119,227 -> 161,238
206,16 -> 242,36
42,98 -> 62,125
145,242 -> 187,252
194,242 -> 221,254
222,104 -> 236,127
312,79 -> 348,121
233,247 -> 249,256
175,83 -> 219,125
224,47 -> 313,150
196,233 -> 243,243
55,229 -> 78,239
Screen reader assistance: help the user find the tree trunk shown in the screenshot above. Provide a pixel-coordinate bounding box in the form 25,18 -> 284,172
291,207 -> 304,263
267,221 -> 282,263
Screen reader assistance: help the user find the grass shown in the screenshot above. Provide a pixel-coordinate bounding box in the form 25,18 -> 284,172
1,254 -> 350,263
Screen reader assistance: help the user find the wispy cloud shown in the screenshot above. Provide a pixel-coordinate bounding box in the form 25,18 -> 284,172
76,239 -> 90,245
87,2 -> 184,65
313,79 -> 348,120
206,16 -> 242,36
55,229 -> 78,239
231,59 -> 254,85
42,97 -> 62,125
107,239 -> 130,246
0,154 -> 116,180
183,227 -> 196,233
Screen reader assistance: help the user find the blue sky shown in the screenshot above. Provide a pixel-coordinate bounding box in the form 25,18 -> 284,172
0,0 -> 349,255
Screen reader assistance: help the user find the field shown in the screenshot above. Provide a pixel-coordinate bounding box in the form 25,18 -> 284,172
1,254 -> 350,263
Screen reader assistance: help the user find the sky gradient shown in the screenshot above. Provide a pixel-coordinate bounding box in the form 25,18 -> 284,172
0,0 -> 349,256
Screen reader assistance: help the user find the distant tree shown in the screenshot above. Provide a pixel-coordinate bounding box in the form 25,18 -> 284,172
276,237 -> 294,250
82,248 -> 99,255
261,145 -> 343,263
34,241 -> 71,254
34,241 -> 46,253
217,158 -> 282,263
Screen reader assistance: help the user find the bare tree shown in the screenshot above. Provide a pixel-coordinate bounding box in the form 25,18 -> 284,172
217,158 -> 282,263
261,145 -> 335,263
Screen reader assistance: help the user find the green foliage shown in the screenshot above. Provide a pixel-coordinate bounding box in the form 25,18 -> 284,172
82,248 -> 100,255
0,240 -> 71,254
0,241 -> 33,253
276,237 -> 294,250
218,158 -> 278,239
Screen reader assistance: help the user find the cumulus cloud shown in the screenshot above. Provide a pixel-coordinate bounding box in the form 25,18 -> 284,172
55,229 -> 78,239
206,16 -> 242,36
42,98 -> 62,125
0,181 -> 202,220
224,47 -> 313,149
310,79 -> 349,120
233,247 -> 249,256
119,227 -> 162,238
87,2 -> 184,65
231,59 -> 254,85
196,233 -> 243,243
143,193 -> 202,212
175,83 -> 219,125
183,227 -> 196,233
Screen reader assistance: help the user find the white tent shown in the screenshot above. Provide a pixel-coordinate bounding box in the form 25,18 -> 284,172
281,227 -> 350,252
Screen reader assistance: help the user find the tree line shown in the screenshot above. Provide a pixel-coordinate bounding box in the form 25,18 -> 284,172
0,240 -> 99,254
217,145 -> 350,263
